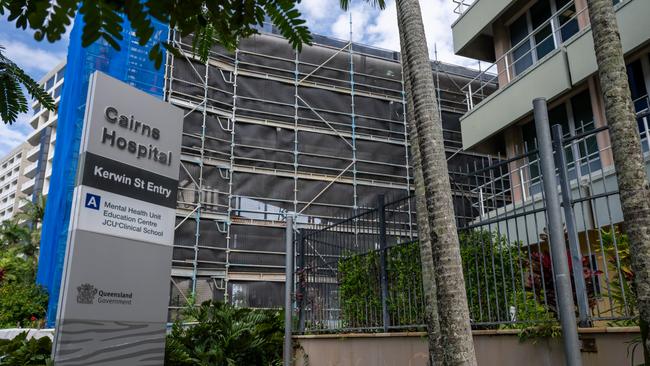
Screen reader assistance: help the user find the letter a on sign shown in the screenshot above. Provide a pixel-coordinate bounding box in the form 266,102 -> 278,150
85,193 -> 101,210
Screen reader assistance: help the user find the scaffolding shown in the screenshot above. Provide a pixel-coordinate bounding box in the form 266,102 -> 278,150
163,26 -> 495,319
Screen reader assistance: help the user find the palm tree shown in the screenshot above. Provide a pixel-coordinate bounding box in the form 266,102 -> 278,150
338,0 -> 476,363
586,0 -> 650,361
16,195 -> 46,227
0,220 -> 31,254
394,0 -> 476,364
400,30 -> 444,363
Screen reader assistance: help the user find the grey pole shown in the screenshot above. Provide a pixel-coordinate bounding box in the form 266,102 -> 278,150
284,216 -> 294,366
533,98 -> 582,366
551,124 -> 591,327
377,195 -> 390,332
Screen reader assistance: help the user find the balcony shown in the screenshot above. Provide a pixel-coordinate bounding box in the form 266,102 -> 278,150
21,178 -> 35,195
26,145 -> 40,162
451,0 -> 516,61
459,0 -> 650,149
23,161 -> 39,179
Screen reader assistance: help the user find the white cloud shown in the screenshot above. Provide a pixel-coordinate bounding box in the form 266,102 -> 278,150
0,37 -> 65,74
331,5 -> 371,42
0,112 -> 32,156
300,0 -> 481,69
300,0 -> 338,21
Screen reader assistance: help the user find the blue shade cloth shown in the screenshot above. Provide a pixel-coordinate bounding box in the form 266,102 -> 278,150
36,12 -> 168,327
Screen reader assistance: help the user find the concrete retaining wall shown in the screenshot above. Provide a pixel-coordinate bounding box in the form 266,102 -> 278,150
294,328 -> 642,366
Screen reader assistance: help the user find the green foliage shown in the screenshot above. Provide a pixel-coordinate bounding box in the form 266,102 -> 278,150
0,220 -> 48,328
1,0 -> 316,68
338,242 -> 425,329
0,45 -> 55,124
0,220 -> 30,247
598,228 -> 637,322
0,247 -> 35,283
0,281 -> 49,328
460,230 -> 523,323
164,301 -> 283,366
0,331 -> 52,366
338,250 -> 382,328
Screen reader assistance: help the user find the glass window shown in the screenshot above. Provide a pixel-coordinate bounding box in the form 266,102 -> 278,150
627,59 -> 648,112
556,0 -> 579,41
627,58 -> 649,150
570,90 -> 599,167
54,85 -> 62,98
531,0 -> 555,60
510,15 -> 533,75
522,123 -> 540,181
56,66 -> 66,82
45,77 -> 54,91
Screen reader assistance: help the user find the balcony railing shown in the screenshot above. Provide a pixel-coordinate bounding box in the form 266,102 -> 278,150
452,0 -> 476,15
461,0 -> 588,111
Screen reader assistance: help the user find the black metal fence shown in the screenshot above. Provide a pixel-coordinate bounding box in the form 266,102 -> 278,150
294,123 -> 639,334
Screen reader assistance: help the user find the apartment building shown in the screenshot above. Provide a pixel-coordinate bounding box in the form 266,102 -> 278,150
451,0 -> 649,199
0,142 -> 31,221
23,61 -> 66,203
448,0 -> 650,323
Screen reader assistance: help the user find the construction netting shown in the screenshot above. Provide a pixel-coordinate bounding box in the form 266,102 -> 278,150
37,13 -> 168,327
166,30 -> 495,313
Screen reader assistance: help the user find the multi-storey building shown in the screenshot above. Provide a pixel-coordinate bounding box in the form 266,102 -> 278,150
451,0 -> 649,202
36,27 -> 496,323
449,0 -> 650,323
0,142 -> 31,220
165,31 -> 494,316
23,61 -> 66,203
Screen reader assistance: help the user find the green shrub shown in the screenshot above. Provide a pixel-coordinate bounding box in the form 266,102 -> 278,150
0,282 -> 48,328
338,241 -> 426,329
165,301 -> 283,366
0,332 -> 52,366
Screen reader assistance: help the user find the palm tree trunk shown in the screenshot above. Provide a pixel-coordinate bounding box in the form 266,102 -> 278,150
586,0 -> 650,362
399,29 -> 443,364
396,0 -> 476,364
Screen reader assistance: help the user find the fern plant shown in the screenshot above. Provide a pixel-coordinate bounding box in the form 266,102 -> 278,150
165,301 -> 283,366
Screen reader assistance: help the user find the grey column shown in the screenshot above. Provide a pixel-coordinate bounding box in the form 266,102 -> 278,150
284,216 -> 294,366
533,98 -> 582,366
551,124 -> 591,327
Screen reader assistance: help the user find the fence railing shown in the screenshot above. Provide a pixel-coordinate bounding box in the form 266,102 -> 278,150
294,121 -> 639,334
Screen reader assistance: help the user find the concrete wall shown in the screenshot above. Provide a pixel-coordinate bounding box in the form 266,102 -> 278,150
294,328 -> 642,366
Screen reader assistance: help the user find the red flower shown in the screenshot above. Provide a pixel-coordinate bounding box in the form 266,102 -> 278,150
30,316 -> 37,322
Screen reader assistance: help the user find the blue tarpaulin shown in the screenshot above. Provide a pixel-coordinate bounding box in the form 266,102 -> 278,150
36,13 -> 168,327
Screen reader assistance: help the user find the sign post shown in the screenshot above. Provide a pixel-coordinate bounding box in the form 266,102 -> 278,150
52,72 -> 182,365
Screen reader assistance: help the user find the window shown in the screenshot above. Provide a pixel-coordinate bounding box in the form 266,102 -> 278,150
45,77 -> 54,91
510,15 -> 533,75
521,89 -> 600,193
56,66 -> 66,82
508,0 -> 580,76
54,85 -> 62,98
628,56 -> 650,151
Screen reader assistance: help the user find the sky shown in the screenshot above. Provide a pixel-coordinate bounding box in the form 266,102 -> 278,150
0,0 -> 477,156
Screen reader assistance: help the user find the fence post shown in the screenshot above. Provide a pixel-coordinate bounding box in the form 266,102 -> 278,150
284,216 -> 294,366
378,195 -> 390,332
551,124 -> 592,327
533,98 -> 582,366
296,233 -> 306,334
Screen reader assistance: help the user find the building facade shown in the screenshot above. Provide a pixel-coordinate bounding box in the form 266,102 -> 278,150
23,61 -> 66,203
0,142 -> 31,220
165,30 -> 494,316
34,16 -> 495,320
452,0 -> 649,205
449,0 -> 650,321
